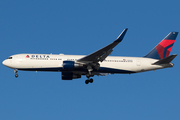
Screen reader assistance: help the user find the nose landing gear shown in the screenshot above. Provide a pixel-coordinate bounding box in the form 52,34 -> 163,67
15,74 -> 18,78
14,69 -> 18,78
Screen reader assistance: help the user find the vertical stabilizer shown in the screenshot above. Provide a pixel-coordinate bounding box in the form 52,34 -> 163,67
144,32 -> 178,59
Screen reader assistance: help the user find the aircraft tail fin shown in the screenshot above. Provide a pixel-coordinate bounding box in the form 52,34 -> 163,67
144,32 -> 178,59
152,54 -> 177,65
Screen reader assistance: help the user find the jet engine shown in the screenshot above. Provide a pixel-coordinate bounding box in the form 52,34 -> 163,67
62,61 -> 83,69
61,72 -> 81,80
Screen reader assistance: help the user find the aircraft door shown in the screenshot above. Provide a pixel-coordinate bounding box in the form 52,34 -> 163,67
18,55 -> 23,63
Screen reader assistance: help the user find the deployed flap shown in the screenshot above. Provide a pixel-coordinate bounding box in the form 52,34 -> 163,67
78,28 -> 128,63
152,54 -> 177,65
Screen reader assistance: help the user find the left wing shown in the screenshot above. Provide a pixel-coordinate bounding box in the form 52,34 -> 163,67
78,28 -> 128,63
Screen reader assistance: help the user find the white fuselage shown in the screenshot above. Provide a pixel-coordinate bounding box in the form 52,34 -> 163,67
2,54 -> 172,74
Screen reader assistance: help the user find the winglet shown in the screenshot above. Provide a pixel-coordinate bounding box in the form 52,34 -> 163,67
115,28 -> 128,42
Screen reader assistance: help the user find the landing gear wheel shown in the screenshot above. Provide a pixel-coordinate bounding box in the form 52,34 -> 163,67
85,80 -> 89,84
85,78 -> 94,84
89,78 -> 93,83
15,74 -> 18,78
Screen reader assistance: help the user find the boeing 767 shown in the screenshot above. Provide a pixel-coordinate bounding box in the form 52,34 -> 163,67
2,29 -> 178,84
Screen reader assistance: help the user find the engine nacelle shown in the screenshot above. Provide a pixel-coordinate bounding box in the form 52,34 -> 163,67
63,61 -> 75,69
62,61 -> 83,69
61,72 -> 81,80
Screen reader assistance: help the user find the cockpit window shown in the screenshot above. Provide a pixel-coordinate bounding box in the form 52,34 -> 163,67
8,57 -> 13,59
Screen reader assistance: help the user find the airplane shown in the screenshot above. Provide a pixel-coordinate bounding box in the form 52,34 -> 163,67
2,28 -> 178,84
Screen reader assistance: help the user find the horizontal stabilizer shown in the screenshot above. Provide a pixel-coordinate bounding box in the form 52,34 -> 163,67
152,54 -> 177,65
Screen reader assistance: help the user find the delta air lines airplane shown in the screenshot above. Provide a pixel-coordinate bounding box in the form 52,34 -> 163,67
2,29 -> 178,84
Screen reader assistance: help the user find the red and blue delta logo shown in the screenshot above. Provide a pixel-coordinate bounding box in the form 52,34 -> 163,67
155,39 -> 175,59
26,55 -> 30,58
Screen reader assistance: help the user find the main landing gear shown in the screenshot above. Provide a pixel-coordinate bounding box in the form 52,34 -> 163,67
85,65 -> 96,84
85,73 -> 94,84
85,78 -> 93,84
14,69 -> 18,78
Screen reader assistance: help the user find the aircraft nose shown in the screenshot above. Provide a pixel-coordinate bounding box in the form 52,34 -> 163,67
2,59 -> 8,66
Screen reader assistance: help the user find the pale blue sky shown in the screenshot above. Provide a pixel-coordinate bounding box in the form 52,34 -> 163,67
0,0 -> 180,120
